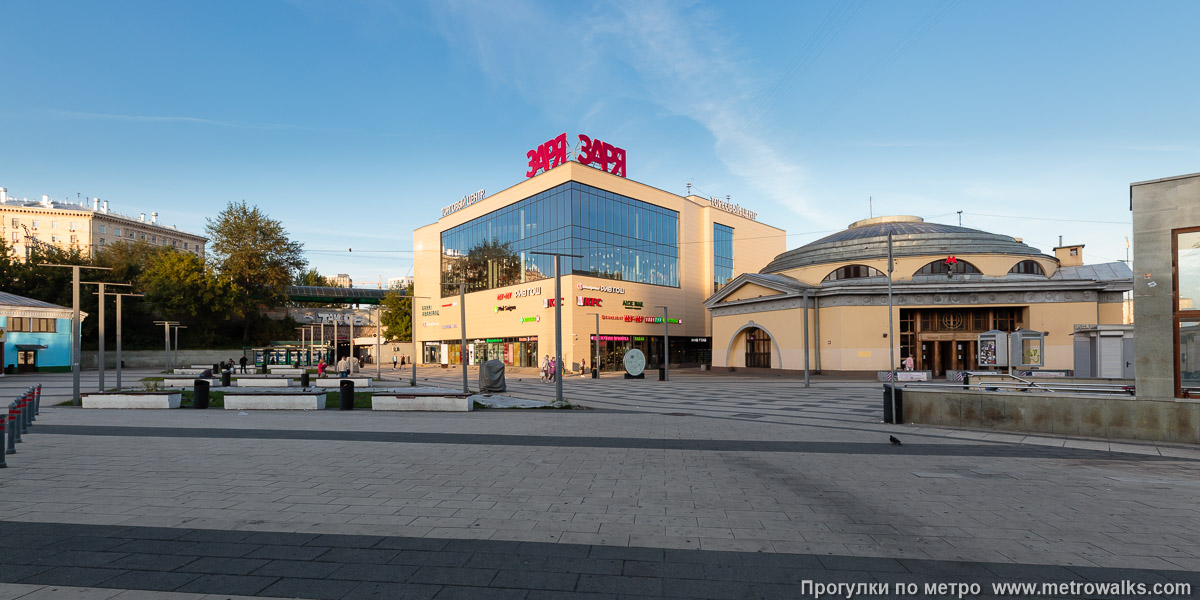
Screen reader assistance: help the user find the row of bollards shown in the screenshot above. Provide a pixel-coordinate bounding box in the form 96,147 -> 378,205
2,384 -> 42,469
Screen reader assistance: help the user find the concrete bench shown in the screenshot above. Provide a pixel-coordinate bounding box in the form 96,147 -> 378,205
372,395 -> 473,412
172,368 -> 207,375
236,378 -> 294,387
82,393 -> 182,409
224,393 -> 324,410
312,378 -> 372,387
267,368 -> 306,376
162,378 -> 218,388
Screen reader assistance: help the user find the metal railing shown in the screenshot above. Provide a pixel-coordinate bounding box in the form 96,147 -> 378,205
901,379 -> 1135,396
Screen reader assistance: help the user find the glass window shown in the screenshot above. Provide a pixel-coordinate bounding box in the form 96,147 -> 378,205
1178,231 -> 1200,311
915,259 -> 981,276
9,218 -> 17,228
1008,260 -> 1045,276
439,182 -> 679,296
98,225 -> 105,234
714,223 -> 734,292
822,264 -> 883,282
31,220 -> 38,229
1182,322 -> 1200,394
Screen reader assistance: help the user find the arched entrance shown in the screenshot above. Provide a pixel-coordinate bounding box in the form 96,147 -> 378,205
745,327 -> 772,368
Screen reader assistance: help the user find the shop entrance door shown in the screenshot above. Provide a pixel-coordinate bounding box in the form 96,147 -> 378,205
17,350 -> 37,373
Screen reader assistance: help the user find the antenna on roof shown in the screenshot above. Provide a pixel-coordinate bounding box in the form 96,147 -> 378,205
686,182 -> 692,195
869,196 -> 873,218
957,210 -> 962,227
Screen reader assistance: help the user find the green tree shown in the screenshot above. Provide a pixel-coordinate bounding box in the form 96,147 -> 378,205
206,200 -> 306,341
294,267 -> 333,287
140,250 -> 234,346
379,283 -> 414,342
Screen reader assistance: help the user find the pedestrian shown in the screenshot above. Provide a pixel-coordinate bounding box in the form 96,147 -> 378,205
903,355 -> 914,371
239,355 -> 248,374
401,354 -> 407,367
317,358 -> 326,378
351,355 -> 360,374
548,357 -> 557,382
392,354 -> 398,370
580,358 -> 587,377
337,356 -> 348,378
540,355 -> 549,383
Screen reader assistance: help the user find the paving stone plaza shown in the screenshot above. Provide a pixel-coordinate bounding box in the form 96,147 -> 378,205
1,368 -> 1198,599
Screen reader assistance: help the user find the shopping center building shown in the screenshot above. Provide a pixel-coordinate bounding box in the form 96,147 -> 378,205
705,215 -> 1133,376
412,141 -> 785,371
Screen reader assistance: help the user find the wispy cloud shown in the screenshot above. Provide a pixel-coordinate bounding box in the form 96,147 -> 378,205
39,109 -> 406,137
427,0 -> 839,228
842,140 -> 970,148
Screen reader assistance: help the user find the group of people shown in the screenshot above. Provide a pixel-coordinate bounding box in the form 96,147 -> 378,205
391,354 -> 408,370
539,355 -> 593,382
315,355 -> 360,378
218,356 -> 249,374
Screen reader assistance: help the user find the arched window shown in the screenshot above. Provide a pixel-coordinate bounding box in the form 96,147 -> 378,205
1008,260 -> 1045,275
915,259 -> 981,276
745,328 -> 772,368
822,264 -> 884,282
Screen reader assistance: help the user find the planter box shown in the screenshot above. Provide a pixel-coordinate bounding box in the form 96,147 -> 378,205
312,378 -> 372,387
267,368 -> 306,376
82,393 -> 182,409
372,395 -> 472,412
172,368 -> 208,375
224,393 -> 324,410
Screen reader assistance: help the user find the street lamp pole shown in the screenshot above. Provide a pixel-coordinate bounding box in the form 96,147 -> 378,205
404,294 -> 430,388
83,281 -> 130,392
173,325 -> 186,369
107,293 -> 143,390
460,282 -> 467,394
532,251 -> 583,404
587,312 -> 599,377
41,264 -> 111,404
375,303 -> 381,381
655,305 -> 670,381
153,321 -> 180,373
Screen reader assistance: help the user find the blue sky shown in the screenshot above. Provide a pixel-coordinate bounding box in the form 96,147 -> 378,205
2,0 -> 1197,283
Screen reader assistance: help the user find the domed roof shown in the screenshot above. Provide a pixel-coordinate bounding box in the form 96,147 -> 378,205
761,215 -> 1048,274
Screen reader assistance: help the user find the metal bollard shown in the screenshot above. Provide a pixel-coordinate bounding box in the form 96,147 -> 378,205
8,401 -> 20,447
34,384 -> 42,416
26,388 -> 35,424
19,392 -> 30,435
0,411 -> 6,467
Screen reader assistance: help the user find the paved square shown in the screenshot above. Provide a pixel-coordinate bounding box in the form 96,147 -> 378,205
1,368 -> 1198,598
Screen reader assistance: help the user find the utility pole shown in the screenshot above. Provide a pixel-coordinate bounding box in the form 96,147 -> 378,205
83,281 -> 130,391
460,282 -> 468,394
375,303 -> 381,381
154,321 -> 180,373
532,251 -> 582,404
41,264 -> 111,404
107,292 -> 143,390
887,231 -> 897,423
173,325 -> 187,369
404,294 -> 430,387
957,210 -> 962,227
587,312 -> 600,377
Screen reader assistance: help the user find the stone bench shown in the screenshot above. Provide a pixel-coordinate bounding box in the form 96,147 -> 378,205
372,395 -> 473,412
223,393 -> 325,410
162,378 -> 218,388
82,393 -> 182,409
312,378 -> 372,387
236,378 -> 294,387
267,368 -> 306,376
172,368 -> 208,375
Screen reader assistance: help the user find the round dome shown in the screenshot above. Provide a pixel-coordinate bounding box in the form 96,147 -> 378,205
761,216 -> 1047,274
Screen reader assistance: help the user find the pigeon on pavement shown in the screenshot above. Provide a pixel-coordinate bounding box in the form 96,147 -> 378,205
889,436 -> 902,446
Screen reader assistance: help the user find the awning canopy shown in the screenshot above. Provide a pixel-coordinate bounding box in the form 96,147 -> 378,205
14,344 -> 48,350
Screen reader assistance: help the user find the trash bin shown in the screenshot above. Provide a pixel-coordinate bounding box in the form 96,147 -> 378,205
883,384 -> 903,424
194,379 -> 210,409
658,367 -> 666,381
339,379 -> 354,410
300,372 -> 310,387
212,363 -> 219,373
220,370 -> 231,387
592,368 -> 598,379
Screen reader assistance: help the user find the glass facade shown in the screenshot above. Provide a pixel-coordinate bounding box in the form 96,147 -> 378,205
441,182 -> 679,297
714,223 -> 734,292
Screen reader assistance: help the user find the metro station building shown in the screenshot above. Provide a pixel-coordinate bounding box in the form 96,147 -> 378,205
412,149 -> 785,371
705,216 -> 1133,376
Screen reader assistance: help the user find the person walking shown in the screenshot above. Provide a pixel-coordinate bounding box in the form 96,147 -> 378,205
548,357 -> 557,383
579,358 -> 587,377
337,356 -> 348,378
392,354 -> 398,370
317,358 -> 326,378
239,355 -> 248,374
351,355 -> 360,374
540,355 -> 549,383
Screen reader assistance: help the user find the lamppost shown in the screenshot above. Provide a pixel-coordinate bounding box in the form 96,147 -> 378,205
586,312 -> 600,378
83,281 -> 131,392
531,251 -> 583,404
654,305 -> 670,381
153,321 -> 180,373
395,294 -> 429,387
41,264 -> 111,404
173,325 -> 187,369
101,292 -> 143,390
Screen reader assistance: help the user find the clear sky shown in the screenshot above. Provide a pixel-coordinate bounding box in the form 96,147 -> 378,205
2,0 -> 1197,284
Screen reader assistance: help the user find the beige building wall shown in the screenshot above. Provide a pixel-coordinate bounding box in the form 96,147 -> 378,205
412,161 -> 785,367
0,203 -> 205,259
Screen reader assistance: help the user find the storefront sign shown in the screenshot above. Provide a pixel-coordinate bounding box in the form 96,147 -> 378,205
441,189 -> 487,217
485,338 -> 502,343
441,301 -> 457,308
598,314 -> 682,324
421,304 -> 439,317
710,197 -> 757,221
494,305 -> 516,313
441,324 -> 458,329
689,338 -> 709,343
520,316 -> 541,323
590,335 -> 631,342
622,300 -> 643,310
576,296 -> 602,307
543,297 -> 566,308
497,286 -> 543,301
423,322 -> 438,328
577,134 -> 626,177
526,133 -> 626,178
602,315 -> 623,321
577,283 -> 625,294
